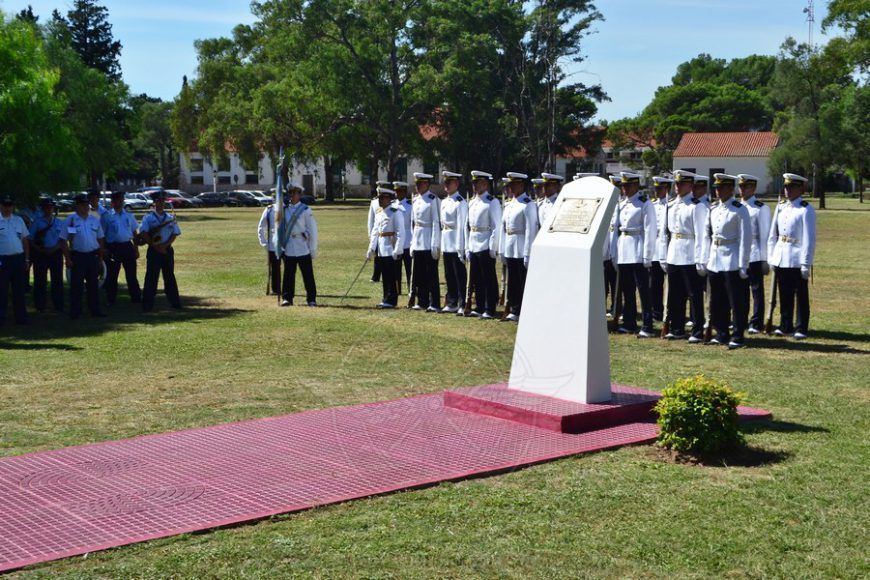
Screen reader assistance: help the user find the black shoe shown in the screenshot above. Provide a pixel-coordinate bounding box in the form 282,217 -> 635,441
92,312 -> 107,318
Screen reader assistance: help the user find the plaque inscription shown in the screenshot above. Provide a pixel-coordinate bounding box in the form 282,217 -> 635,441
548,198 -> 603,234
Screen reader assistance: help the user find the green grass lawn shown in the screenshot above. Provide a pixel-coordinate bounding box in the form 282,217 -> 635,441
1,198 -> 868,578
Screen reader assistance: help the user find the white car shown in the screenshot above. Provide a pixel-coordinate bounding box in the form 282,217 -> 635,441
124,193 -> 152,211
242,190 -> 273,206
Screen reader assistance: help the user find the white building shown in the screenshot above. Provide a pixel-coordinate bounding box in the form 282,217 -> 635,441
672,132 -> 780,195
179,150 -> 435,198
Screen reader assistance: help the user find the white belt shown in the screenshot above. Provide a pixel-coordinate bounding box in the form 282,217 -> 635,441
471,226 -> 492,232
780,235 -> 799,244
414,221 -> 432,228
712,238 -> 737,247
506,229 -> 525,236
673,233 -> 694,240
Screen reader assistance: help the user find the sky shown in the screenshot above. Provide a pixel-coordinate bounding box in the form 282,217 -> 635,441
1,0 -> 834,121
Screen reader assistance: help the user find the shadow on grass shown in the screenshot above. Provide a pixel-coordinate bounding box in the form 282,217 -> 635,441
741,419 -> 829,435
751,339 -> 868,355
694,446 -> 792,468
1,295 -> 251,341
174,214 -> 231,222
803,329 -> 870,343
0,342 -> 81,351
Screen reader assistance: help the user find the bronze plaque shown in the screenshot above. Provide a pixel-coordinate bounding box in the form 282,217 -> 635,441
548,198 -> 603,234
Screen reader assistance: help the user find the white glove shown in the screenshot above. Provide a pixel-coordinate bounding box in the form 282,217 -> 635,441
696,263 -> 707,276
523,256 -> 529,268
431,247 -> 440,260
643,259 -> 652,269
801,265 -> 810,280
366,249 -> 374,259
761,261 -> 770,275
489,249 -> 496,260
661,262 -> 669,274
739,268 -> 748,280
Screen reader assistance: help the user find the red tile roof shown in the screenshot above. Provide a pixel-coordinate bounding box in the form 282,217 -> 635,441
673,132 -> 779,158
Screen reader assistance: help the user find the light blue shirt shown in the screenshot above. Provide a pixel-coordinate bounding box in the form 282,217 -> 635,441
29,214 -> 63,250
101,209 -> 139,243
0,214 -> 29,255
60,213 -> 104,252
140,211 -> 181,241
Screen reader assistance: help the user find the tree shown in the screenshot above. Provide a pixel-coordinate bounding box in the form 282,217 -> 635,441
768,37 -> 854,208
822,0 -> 870,73
63,0 -> 123,81
14,5 -> 38,24
0,15 -> 80,202
45,11 -> 131,188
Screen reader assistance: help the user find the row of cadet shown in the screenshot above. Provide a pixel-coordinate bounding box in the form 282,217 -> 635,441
357,169 -> 816,346
0,189 -> 182,326
603,170 -> 815,349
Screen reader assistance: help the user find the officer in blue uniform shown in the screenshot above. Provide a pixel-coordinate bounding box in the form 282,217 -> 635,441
29,196 -> 64,312
140,190 -> 181,312
101,191 -> 142,305
60,194 -> 106,319
0,194 -> 30,325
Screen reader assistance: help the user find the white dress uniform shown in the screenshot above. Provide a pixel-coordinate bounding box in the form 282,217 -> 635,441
704,188 -> 752,346
410,189 -> 442,310
666,191 -> 709,339
392,196 -> 413,289
741,193 -> 772,331
537,193 -> 558,232
279,201 -> 318,305
465,187 -> 503,316
767,186 -> 816,336
653,197 -> 669,264
440,189 -> 468,311
369,201 -> 404,307
499,191 -> 538,319
258,205 -> 280,294
614,174 -> 657,334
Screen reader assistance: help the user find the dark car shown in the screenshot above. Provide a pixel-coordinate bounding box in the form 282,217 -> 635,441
196,192 -> 239,207
165,190 -> 204,209
226,190 -> 264,207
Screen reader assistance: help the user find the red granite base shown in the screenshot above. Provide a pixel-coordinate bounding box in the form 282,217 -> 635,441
447,384 -> 663,434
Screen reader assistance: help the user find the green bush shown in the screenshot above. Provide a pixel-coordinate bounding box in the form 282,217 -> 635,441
654,375 -> 745,455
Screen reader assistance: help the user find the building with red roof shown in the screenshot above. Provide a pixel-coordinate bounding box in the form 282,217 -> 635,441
673,132 -> 780,194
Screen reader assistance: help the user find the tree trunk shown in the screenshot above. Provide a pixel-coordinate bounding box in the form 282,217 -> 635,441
323,156 -> 335,202
858,175 -> 864,203
817,168 -> 826,209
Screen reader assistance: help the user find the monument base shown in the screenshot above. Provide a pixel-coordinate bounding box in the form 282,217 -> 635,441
444,384 -> 661,434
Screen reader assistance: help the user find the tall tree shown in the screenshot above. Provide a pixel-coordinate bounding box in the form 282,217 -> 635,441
63,0 -> 123,81
768,37 -> 854,208
0,15 -> 80,201
822,0 -> 870,73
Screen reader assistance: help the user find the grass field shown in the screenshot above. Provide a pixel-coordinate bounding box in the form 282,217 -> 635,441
1,197 -> 868,578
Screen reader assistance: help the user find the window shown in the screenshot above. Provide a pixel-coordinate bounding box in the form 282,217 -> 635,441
191,176 -> 204,185
218,158 -> 231,172
218,175 -> 231,185
709,168 -> 724,183
680,167 -> 696,174
190,158 -> 204,172
605,151 -> 616,161
395,158 -> 408,182
245,173 -> 258,184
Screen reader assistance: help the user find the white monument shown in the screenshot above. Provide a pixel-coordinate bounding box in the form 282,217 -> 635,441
507,176 -> 619,404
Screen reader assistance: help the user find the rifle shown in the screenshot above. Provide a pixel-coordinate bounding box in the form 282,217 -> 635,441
266,207 -> 273,295
463,254 -> 477,317
703,275 -> 713,342
501,262 -> 511,319
764,269 -> 778,334
498,260 -> 507,307
660,268 -> 670,338
610,263 -> 622,326
407,254 -> 417,308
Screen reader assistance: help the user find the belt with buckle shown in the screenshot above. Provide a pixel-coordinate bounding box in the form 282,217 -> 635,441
471,226 -> 492,232
506,229 -> 525,236
379,232 -> 396,237
713,238 -> 737,247
780,235 -> 799,244
414,221 -> 432,228
674,233 -> 694,240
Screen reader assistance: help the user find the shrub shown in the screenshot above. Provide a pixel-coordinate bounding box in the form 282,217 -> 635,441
654,375 -> 744,455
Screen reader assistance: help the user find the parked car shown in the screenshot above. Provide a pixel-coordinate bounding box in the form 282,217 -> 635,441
245,190 -> 273,205
54,192 -> 77,211
164,190 -> 203,209
196,192 -> 239,207
227,190 -> 265,207
123,193 -> 151,211
267,187 -> 315,206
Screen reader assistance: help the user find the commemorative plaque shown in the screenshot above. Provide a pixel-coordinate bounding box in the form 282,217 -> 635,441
548,197 -> 603,234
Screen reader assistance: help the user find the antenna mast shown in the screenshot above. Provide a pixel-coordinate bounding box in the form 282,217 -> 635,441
803,0 -> 815,49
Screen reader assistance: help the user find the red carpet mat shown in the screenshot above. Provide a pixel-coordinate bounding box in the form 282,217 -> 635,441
0,389 -> 768,573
